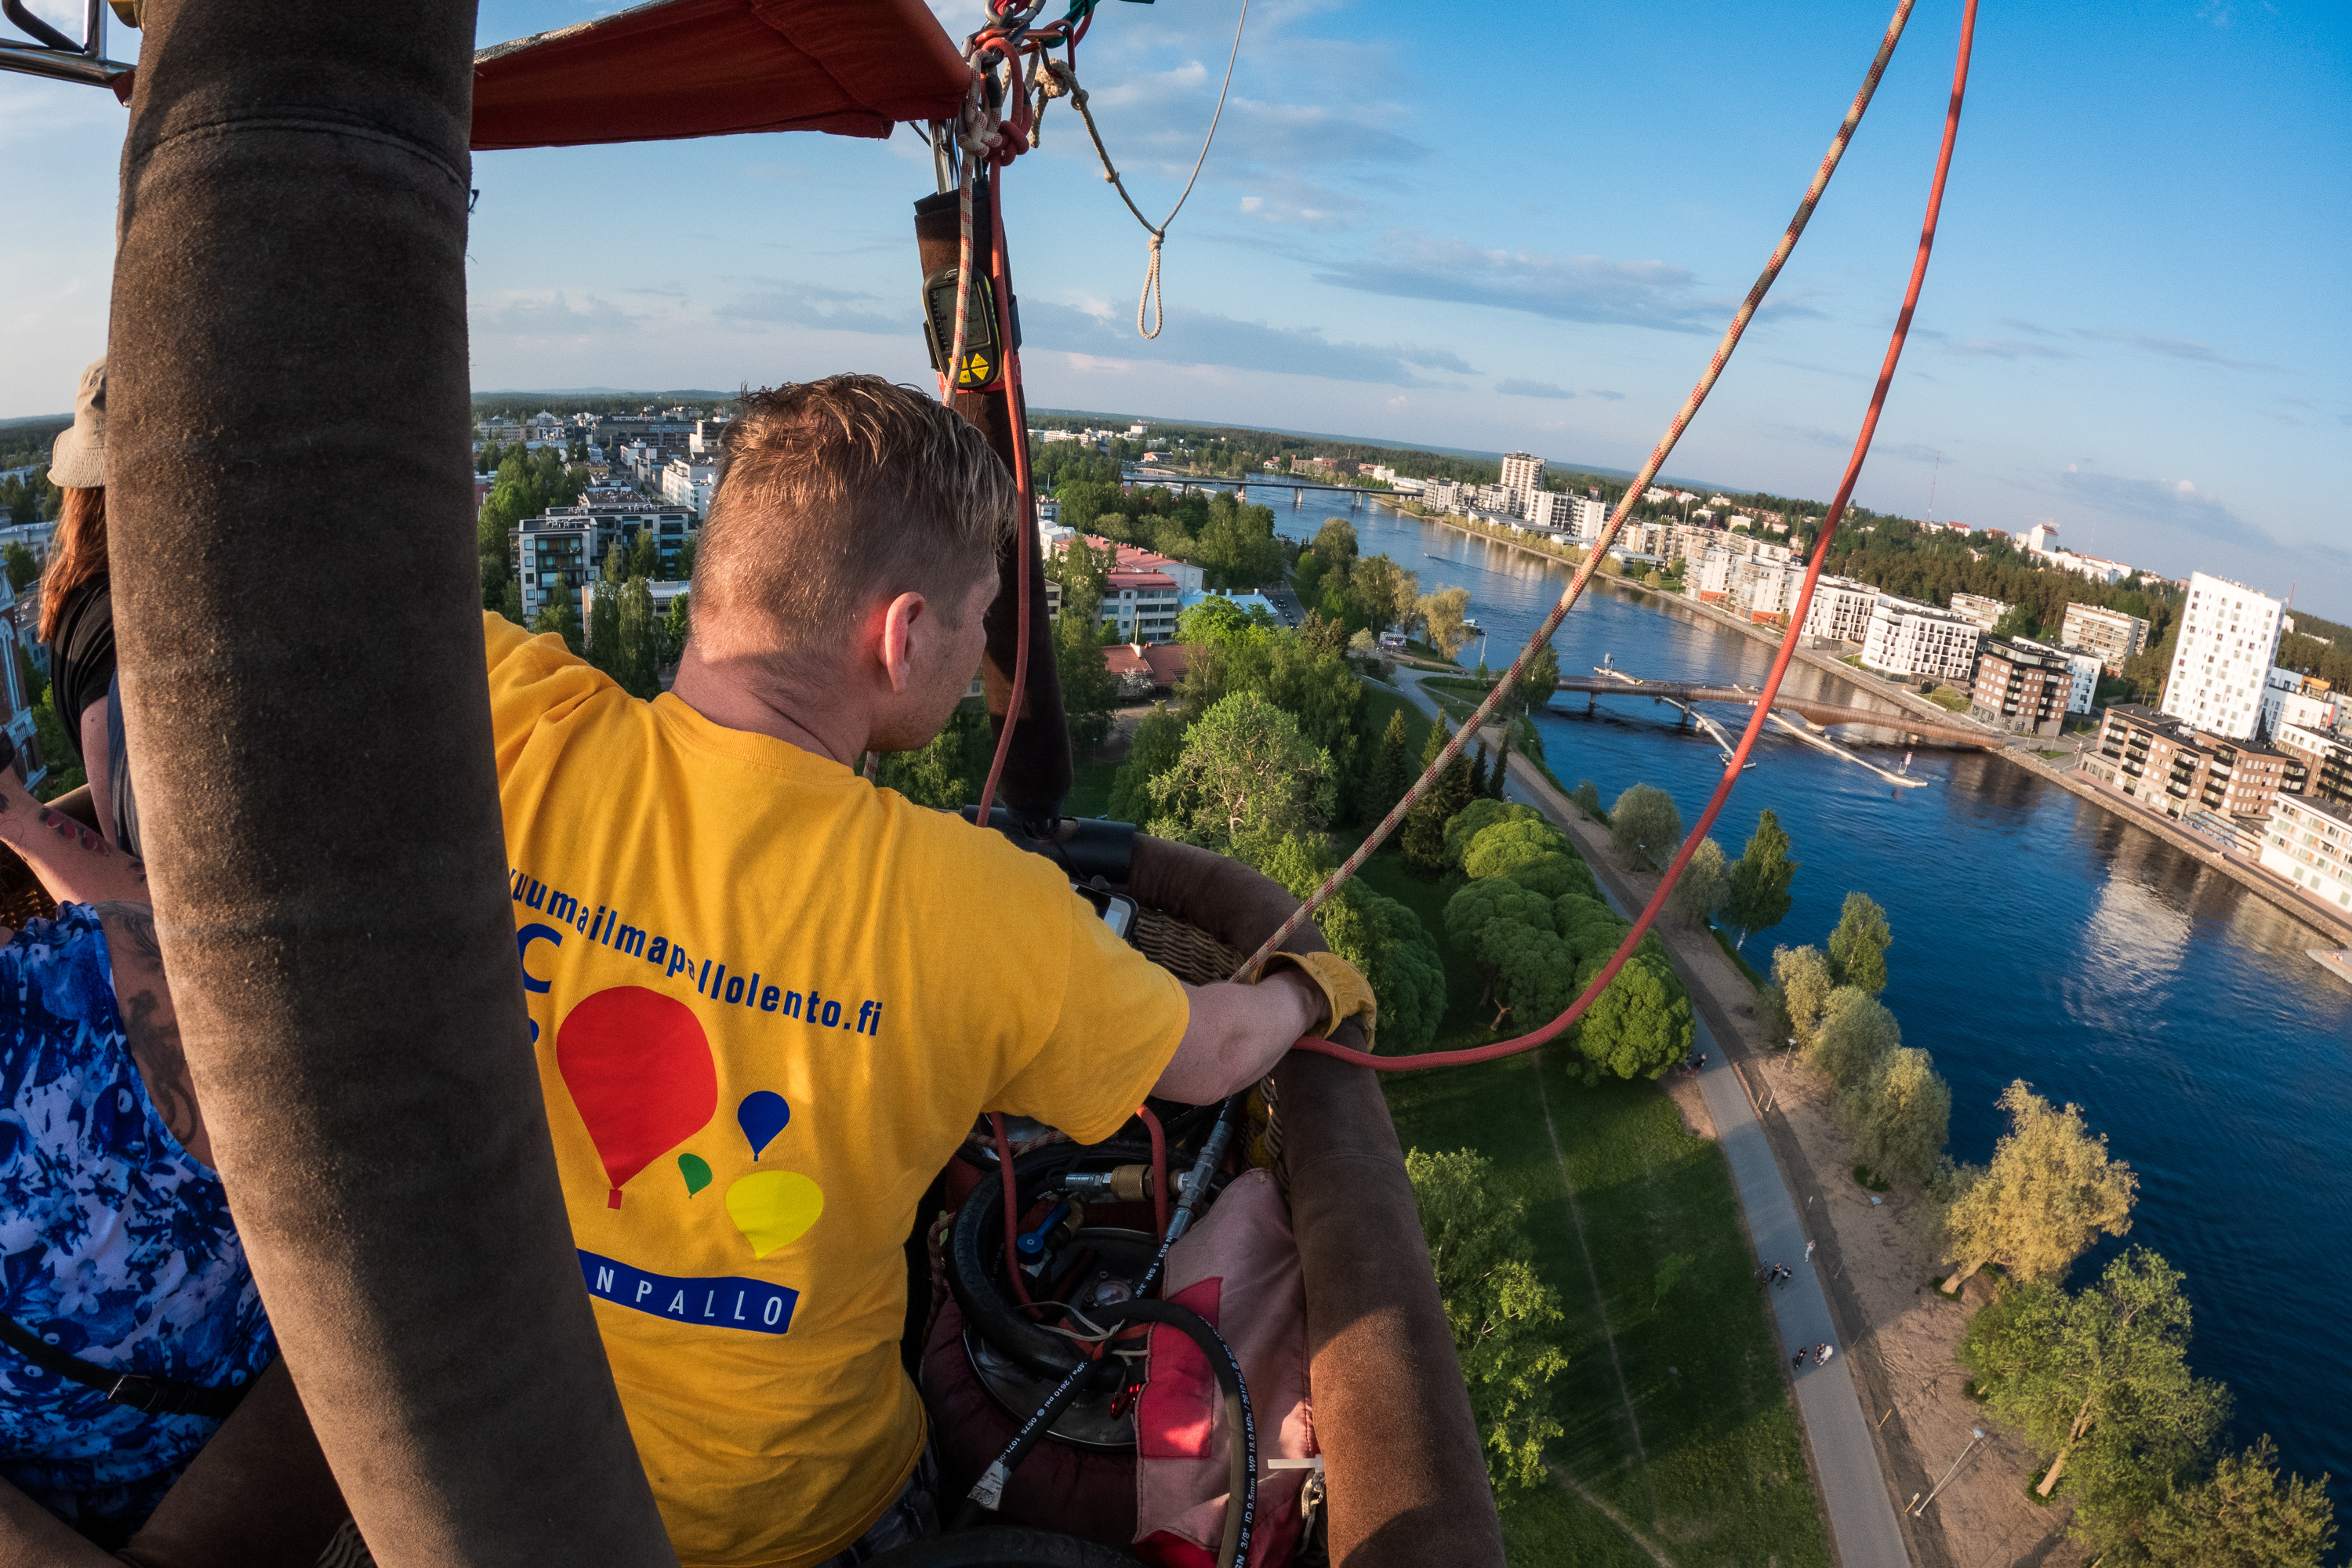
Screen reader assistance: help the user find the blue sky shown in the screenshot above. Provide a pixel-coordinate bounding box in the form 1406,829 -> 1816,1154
6,0 -> 2348,616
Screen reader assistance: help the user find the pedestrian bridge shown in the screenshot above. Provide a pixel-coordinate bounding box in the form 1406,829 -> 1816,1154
1551,677 -> 1996,749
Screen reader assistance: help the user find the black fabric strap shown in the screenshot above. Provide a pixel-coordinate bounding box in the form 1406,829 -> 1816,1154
0,1306 -> 247,1419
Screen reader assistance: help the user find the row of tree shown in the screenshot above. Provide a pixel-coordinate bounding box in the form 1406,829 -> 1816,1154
1947,1088 -> 2334,1561
1755,885 -> 2336,1559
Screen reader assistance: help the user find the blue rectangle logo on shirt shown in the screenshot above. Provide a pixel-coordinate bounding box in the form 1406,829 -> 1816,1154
579,1250 -> 800,1335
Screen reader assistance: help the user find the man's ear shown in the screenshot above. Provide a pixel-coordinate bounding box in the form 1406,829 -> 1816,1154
876,591 -> 928,695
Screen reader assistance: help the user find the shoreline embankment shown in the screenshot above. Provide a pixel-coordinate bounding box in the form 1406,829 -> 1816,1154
1403,503 -> 2352,950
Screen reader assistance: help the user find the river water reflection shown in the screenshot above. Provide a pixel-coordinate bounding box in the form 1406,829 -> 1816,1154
1228,482 -> 2352,1484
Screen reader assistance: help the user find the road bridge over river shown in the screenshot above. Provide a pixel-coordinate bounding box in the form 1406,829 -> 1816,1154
1552,677 -> 1997,750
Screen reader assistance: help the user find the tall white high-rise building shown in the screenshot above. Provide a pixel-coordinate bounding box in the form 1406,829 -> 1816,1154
1499,451 -> 1544,495
2161,572 -> 2285,741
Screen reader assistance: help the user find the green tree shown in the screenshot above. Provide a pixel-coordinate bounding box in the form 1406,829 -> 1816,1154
1772,945 -> 1835,1051
2136,1436 -> 2338,1567
601,537 -> 628,587
1479,920 -> 1577,1030
628,528 -> 661,582
1405,1148 -> 1569,1500
1724,808 -> 1798,951
1515,643 -> 1559,715
1609,783 -> 1682,870
1488,731 -> 1512,798
1105,706 -> 1185,824
1553,892 -> 1627,967
588,578 -> 622,677
1959,1248 -> 2225,1503
1420,586 -> 1473,656
1056,606 -> 1119,755
1806,986 -> 1900,1087
1463,818 -> 1570,882
1364,710 -> 1414,823
531,588 -> 584,657
1468,745 -> 1490,800
1570,780 -> 1604,822
0,542 -> 37,593
1443,799 -> 1541,869
1827,891 -> 1893,995
1443,877 -> 1556,957
876,705 -> 991,809
1504,852 -> 1599,902
1401,754 -> 1474,871
496,579 -> 525,626
31,684 -> 86,800
1145,691 -> 1334,851
617,577 -> 661,698
1574,948 -> 1694,1081
1992,602 -> 2044,641
1943,1080 -> 2139,1290
661,591 -> 691,664
1308,517 -> 1359,564
1669,837 -> 1730,926
1846,1046 -> 1951,1186
675,533 -> 698,583
1248,833 -> 1445,1054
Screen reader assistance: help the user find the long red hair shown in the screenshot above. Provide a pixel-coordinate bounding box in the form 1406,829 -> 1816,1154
37,486 -> 107,644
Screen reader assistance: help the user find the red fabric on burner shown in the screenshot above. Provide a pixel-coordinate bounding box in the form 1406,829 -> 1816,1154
470,0 -> 970,151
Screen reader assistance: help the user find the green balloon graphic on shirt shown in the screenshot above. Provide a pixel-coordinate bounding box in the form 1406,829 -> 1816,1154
678,1152 -> 713,1197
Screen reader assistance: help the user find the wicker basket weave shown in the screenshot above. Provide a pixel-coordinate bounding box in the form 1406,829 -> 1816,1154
0,845 -> 56,931
1131,908 -> 1246,987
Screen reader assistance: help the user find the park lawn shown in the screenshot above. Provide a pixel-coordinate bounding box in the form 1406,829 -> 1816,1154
1357,851 -> 1828,1568
1065,757 -> 1120,819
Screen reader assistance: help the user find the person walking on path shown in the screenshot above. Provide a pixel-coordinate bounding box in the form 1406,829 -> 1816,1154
1805,1239 -> 1817,1264
1813,1343 -> 1835,1367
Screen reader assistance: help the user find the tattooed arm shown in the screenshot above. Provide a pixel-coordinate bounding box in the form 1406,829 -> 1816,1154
0,752 -> 148,906
92,902 -> 211,1168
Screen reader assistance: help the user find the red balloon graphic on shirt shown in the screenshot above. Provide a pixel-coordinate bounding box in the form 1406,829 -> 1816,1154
556,986 -> 718,1210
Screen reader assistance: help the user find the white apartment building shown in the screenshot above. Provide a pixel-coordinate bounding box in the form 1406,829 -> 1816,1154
511,505 -> 695,622
1743,563 -> 1806,625
1524,490 -> 1568,532
2259,793 -> 2352,913
1474,483 -> 1515,516
662,456 -> 719,517
1499,452 -> 1544,496
1567,496 -> 1610,542
1951,592 -> 2009,633
2060,601 -> 2151,674
1802,575 -> 1881,644
2276,687 -> 2344,735
2259,666 -> 2318,739
2161,572 -> 2285,742
1861,595 -> 1983,684
2015,637 -> 2104,716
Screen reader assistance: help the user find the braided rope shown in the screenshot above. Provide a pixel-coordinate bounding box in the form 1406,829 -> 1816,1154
1230,0 -> 1920,985
1049,0 -> 1249,339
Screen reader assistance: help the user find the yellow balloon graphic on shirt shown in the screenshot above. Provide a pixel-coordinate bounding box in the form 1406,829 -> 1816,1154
725,1171 -> 825,1258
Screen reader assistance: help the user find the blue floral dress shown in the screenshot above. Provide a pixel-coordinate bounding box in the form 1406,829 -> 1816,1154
0,906 -> 275,1543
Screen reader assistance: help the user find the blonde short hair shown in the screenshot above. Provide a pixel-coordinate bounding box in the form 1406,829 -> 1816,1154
691,376 -> 1016,659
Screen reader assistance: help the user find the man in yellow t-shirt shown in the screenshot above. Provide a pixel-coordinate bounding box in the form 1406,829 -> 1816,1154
485,376 -> 1328,1568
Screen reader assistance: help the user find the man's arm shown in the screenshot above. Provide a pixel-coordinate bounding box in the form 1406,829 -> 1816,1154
0,760 -> 147,906
91,902 -> 209,1168
1152,969 -> 1324,1104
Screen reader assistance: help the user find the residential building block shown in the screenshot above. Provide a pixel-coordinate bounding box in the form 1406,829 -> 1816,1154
2161,572 -> 2285,740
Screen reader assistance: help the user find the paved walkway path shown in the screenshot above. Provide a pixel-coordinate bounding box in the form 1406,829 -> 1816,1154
1387,669 -> 1913,1566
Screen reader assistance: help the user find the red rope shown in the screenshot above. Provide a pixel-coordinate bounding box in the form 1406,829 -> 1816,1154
1137,1105 -> 1171,1236
992,1111 -> 1035,1305
1290,0 -> 1978,1073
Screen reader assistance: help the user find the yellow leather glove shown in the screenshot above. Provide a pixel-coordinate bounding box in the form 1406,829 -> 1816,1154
1261,950 -> 1377,1050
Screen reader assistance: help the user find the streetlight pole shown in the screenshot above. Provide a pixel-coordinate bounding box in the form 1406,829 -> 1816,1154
1911,1428 -> 1987,1516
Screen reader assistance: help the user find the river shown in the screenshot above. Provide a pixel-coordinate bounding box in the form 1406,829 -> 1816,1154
1192,480 -> 2352,1489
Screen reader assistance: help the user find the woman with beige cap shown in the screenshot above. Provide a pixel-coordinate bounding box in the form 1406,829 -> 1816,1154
33,358 -> 142,866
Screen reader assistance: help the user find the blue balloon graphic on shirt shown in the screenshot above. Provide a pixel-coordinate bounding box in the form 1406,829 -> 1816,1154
737,1091 -> 790,1160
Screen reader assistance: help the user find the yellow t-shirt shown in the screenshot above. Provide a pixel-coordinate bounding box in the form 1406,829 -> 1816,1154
482,614 -> 1189,1568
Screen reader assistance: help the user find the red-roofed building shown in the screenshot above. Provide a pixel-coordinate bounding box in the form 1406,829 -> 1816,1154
1101,643 -> 1198,699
